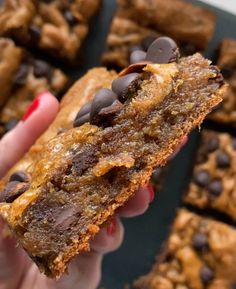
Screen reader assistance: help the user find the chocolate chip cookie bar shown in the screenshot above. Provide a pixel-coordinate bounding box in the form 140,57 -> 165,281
184,130 -> 236,221
102,0 -> 215,69
0,0 -> 101,62
0,38 -> 225,278
208,38 -> 236,127
134,209 -> 236,289
0,38 -> 68,136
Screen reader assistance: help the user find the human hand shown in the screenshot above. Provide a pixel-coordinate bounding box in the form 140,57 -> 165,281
0,92 -> 155,289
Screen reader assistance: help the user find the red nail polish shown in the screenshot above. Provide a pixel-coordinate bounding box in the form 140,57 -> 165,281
147,183 -> 155,203
107,218 -> 116,235
22,93 -> 43,121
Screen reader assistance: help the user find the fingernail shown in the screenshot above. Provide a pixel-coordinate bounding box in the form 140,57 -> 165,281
22,91 -> 46,121
107,218 -> 116,235
147,183 -> 155,203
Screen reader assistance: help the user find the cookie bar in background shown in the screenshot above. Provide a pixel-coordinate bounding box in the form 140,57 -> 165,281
0,0 -> 101,62
134,209 -> 236,289
102,0 -> 216,69
0,38 -> 68,137
208,38 -> 236,127
184,130 -> 236,221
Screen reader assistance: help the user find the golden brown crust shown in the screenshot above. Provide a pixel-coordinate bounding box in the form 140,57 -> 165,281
0,55 -> 225,278
134,209 -> 236,289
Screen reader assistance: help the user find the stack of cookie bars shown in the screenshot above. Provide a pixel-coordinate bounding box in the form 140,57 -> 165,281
102,0 -> 236,288
0,0 -> 101,136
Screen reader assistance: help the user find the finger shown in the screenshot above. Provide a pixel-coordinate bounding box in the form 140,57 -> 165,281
117,185 -> 154,218
0,217 -> 30,289
0,92 -> 59,178
90,216 -> 124,254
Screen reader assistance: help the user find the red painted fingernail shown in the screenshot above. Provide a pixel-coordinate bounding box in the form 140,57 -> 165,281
107,218 -> 116,235
147,183 -> 155,203
22,92 -> 46,121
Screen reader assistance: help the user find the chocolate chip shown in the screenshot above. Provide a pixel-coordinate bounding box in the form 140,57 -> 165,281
14,64 -> 28,86
72,145 -> 96,176
64,10 -> 77,25
142,35 -> 157,51
5,119 -> 19,132
90,88 -> 118,125
112,73 -> 139,103
29,25 -> 41,44
200,266 -> 214,284
232,138 -> 236,150
216,151 -> 231,168
9,171 -> 30,183
0,181 -> 29,203
192,233 -> 208,251
208,180 -> 223,197
130,50 -> 147,64
205,137 -> 219,153
193,170 -> 210,187
33,60 -> 52,80
146,37 -> 180,64
73,102 -> 92,127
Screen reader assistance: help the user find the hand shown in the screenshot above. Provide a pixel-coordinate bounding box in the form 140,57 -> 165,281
0,92 -> 154,289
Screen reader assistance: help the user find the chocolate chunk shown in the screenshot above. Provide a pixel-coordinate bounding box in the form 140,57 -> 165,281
112,73 -> 139,102
33,60 -> 52,80
200,266 -> 214,284
72,145 -> 96,176
146,37 -> 180,64
192,233 -> 208,251
0,181 -> 29,203
193,170 -> 210,187
205,137 -> 219,153
142,35 -> 157,51
232,138 -> 236,150
5,119 -> 19,132
208,180 -> 223,197
64,10 -> 77,25
130,50 -> 147,64
14,64 -> 28,86
216,151 -> 231,168
55,205 -> 81,231
29,25 -> 41,44
90,88 -> 118,125
73,102 -> 92,127
9,171 -> 30,183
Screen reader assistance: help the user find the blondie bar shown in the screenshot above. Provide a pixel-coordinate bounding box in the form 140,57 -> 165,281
184,130 -> 236,221
0,38 -> 68,137
0,38 -> 225,278
134,209 -> 236,289
102,0 -> 215,69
